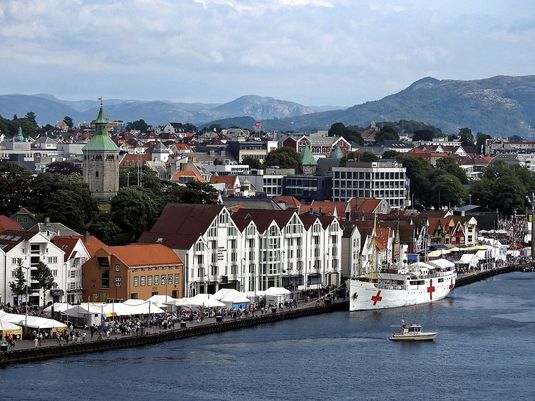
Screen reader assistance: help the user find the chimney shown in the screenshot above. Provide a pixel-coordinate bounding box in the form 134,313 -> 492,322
85,231 -> 90,244
44,216 -> 50,225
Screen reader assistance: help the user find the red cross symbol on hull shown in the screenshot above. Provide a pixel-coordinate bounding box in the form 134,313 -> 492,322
449,279 -> 455,290
371,290 -> 382,305
427,279 -> 436,300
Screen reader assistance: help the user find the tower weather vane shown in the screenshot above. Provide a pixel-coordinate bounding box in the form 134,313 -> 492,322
98,96 -> 103,106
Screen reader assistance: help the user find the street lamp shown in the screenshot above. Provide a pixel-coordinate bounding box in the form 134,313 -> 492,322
21,263 -> 31,337
240,258 -> 245,292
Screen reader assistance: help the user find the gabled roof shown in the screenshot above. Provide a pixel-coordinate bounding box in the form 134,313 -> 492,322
29,222 -> 81,237
52,236 -> 83,262
210,175 -> 238,187
300,200 -> 345,218
354,198 -> 383,214
139,203 -> 224,250
98,244 -> 182,267
230,209 -> 294,233
0,230 -> 36,253
12,207 -> 35,217
170,170 -> 206,183
272,196 -> 302,209
83,235 -> 108,257
0,215 -> 24,232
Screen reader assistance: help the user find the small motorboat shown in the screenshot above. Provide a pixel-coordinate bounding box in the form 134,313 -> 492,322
389,320 -> 438,341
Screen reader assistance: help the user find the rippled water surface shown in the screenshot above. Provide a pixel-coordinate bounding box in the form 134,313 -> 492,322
2,272 -> 535,401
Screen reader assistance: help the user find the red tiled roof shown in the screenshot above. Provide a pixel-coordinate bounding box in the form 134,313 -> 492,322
272,196 -> 302,209
83,235 -> 108,257
170,170 -> 206,183
0,215 -> 23,232
52,236 -> 82,262
210,175 -> 238,187
98,244 -> 182,267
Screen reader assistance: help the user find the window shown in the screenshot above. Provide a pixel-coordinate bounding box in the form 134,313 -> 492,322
148,275 -> 153,286
140,276 -> 146,286
70,270 -> 76,278
133,277 -> 139,287
168,274 -> 173,284
174,274 -> 180,284
115,264 -> 120,272
11,258 -> 21,265
48,256 -> 58,264
101,269 -> 109,289
154,275 -> 159,285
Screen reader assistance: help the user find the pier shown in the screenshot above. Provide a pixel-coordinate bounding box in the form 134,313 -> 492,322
0,263 -> 531,367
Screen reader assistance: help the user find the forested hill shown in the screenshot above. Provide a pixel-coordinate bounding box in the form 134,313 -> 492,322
264,75 -> 535,136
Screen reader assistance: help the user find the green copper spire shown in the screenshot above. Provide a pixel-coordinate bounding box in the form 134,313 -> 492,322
94,97 -> 107,135
14,125 -> 24,142
331,144 -> 344,159
82,98 -> 119,152
301,144 -> 316,165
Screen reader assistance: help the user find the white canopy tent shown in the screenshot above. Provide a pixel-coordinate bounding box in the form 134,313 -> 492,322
456,253 -> 480,268
43,303 -> 73,315
427,258 -> 455,270
147,295 -> 178,308
265,287 -> 291,306
1,312 -> 67,331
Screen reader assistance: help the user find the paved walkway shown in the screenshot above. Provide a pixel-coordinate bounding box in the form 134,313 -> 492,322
7,298 -> 344,352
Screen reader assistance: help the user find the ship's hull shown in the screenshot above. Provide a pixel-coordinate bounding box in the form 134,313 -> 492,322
390,332 -> 438,341
349,273 -> 456,311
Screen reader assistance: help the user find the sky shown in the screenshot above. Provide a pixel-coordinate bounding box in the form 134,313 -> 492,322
1,0 -> 534,106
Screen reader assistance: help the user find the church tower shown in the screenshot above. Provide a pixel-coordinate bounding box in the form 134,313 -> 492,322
82,100 -> 120,201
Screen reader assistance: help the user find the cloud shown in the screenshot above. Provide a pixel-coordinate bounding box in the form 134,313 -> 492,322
0,0 -> 534,105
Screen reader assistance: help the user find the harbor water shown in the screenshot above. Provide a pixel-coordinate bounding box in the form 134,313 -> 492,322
2,272 -> 535,401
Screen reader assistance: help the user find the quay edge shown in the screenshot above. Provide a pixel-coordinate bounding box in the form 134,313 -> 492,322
0,263 -> 530,367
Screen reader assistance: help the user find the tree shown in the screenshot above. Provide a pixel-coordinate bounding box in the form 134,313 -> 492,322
435,157 -> 468,184
87,214 -> 126,245
35,261 -> 55,307
110,187 -> 159,241
127,119 -> 149,132
9,261 -> 27,306
47,161 -> 82,175
264,148 -> 301,169
0,162 -> 33,215
341,151 -> 378,166
428,171 -> 467,209
241,157 -> 263,170
328,122 -> 347,137
375,125 -> 399,144
63,116 -> 73,129
166,181 -> 219,205
382,150 -> 400,159
413,129 -> 434,142
327,122 -> 364,146
24,112 -> 37,125
28,172 -> 97,232
459,128 -> 475,147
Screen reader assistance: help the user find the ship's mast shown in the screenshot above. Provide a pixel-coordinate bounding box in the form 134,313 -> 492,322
370,215 -> 377,281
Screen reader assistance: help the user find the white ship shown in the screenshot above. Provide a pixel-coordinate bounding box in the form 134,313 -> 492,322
349,262 -> 457,311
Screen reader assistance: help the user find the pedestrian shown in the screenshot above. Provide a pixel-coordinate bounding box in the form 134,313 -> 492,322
34,337 -> 39,348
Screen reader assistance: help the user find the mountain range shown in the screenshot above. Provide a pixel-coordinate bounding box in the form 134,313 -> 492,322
0,94 -> 337,127
1,75 -> 534,136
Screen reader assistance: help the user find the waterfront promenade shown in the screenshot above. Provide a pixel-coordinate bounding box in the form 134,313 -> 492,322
0,262 -> 529,366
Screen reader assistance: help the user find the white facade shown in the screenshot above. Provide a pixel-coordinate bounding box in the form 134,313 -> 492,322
332,160 -> 409,208
0,232 -> 66,307
178,207 -> 343,297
